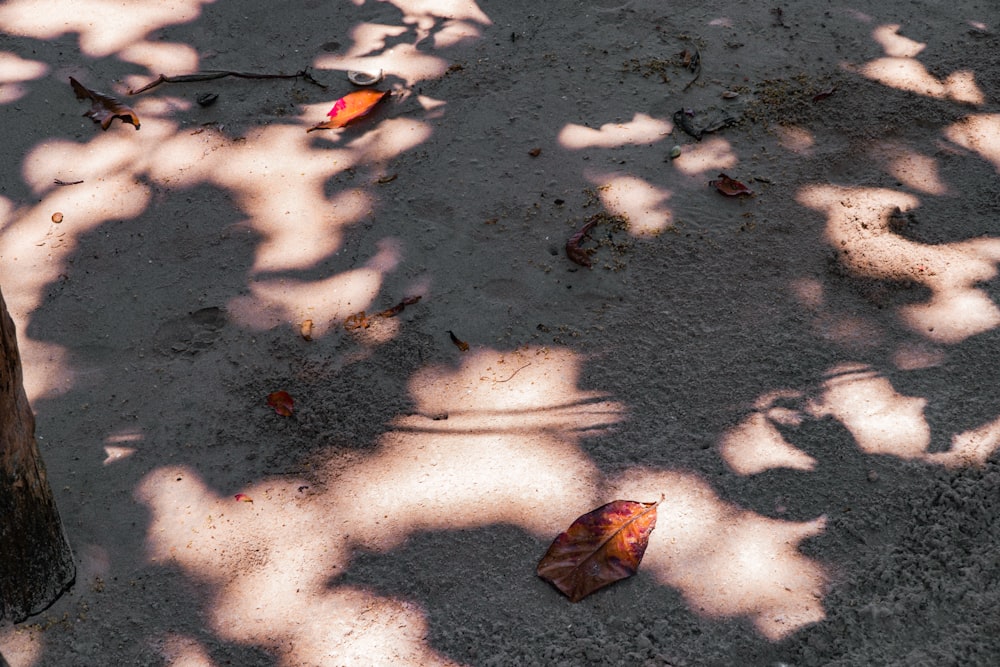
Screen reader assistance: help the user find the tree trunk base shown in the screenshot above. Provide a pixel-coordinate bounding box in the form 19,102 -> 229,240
0,288 -> 75,623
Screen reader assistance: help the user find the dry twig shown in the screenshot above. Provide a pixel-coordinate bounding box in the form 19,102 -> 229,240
129,68 -> 326,95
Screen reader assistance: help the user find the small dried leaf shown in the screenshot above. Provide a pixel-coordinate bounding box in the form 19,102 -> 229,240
565,219 -> 598,267
266,390 -> 294,416
300,319 -> 313,341
447,330 -> 469,352
709,173 -> 754,197
70,77 -> 140,130
537,499 -> 660,602
377,303 -> 405,318
307,89 -> 388,132
344,311 -> 370,330
812,86 -> 836,102
376,295 -> 421,318
234,493 -> 253,503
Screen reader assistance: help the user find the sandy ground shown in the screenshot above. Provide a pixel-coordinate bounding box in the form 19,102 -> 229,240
1,1 -> 999,665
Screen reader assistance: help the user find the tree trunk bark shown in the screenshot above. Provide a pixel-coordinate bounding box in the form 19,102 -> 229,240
0,287 -> 74,623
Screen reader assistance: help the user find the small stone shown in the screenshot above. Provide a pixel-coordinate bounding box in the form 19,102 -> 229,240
669,146 -> 682,159
867,470 -> 879,483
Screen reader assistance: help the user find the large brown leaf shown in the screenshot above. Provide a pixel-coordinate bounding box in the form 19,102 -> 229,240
70,77 -> 140,130
537,498 -> 660,602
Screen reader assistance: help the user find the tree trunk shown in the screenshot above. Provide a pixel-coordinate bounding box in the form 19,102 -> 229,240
0,287 -> 74,623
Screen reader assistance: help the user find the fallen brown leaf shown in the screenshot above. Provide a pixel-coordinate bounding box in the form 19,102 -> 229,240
266,391 -> 294,416
70,77 -> 140,130
537,499 -> 661,602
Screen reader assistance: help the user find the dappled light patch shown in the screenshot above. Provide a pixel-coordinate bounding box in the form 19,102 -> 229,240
118,40 -> 200,86
226,260 -> 384,332
101,446 -> 135,465
6,95 -> 429,338
720,411 -> 818,476
557,113 -> 672,150
926,414 -> 1000,467
669,136 -> 737,176
874,142 -> 949,195
157,632 -> 215,667
945,114 -> 1000,173
0,51 -> 47,104
387,0 -> 492,34
136,346 -> 624,663
871,23 -> 924,58
891,340 -> 946,371
725,359 -> 1000,470
808,364 -> 930,459
774,125 -> 815,156
2,141 -> 151,308
314,24 -> 453,87
102,430 -> 142,465
592,174 -> 674,236
0,0 -> 212,57
0,625 -> 42,666
798,185 -> 1000,344
849,24 -> 984,105
136,469 -> 460,666
608,469 -> 828,640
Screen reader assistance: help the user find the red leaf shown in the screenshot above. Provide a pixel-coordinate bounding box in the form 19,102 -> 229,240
70,77 -> 140,130
266,390 -> 294,416
565,218 -> 598,267
537,499 -> 660,602
234,493 -> 253,503
307,89 -> 389,132
709,173 -> 753,197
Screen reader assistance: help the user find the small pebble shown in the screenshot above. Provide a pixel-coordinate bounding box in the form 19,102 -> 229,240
867,470 -> 879,483
51,212 -> 63,223
669,146 -> 682,159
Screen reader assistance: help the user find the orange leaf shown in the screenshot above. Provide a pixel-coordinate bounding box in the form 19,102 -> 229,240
537,499 -> 660,602
266,390 -> 294,416
344,311 -> 370,330
307,89 -> 388,132
70,77 -> 140,130
709,173 -> 753,197
234,493 -> 253,503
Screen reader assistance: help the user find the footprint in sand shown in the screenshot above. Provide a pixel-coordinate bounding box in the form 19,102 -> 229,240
153,306 -> 227,356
